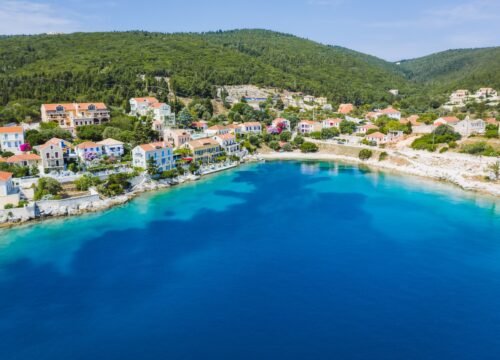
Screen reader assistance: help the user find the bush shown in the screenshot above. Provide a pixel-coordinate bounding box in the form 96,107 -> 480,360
300,142 -> 319,153
268,141 -> 281,151
74,174 -> 102,191
359,149 -> 373,160
34,177 -> 63,200
279,131 -> 292,142
485,124 -> 499,139
448,141 -> 457,149
460,142 -> 498,156
439,147 -> 449,153
282,143 -> 293,152
379,151 -> 388,161
4,204 -> 14,209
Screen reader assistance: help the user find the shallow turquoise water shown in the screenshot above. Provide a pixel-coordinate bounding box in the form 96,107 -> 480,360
1,161 -> 499,359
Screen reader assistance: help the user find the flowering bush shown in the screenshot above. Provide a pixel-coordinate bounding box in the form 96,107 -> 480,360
19,143 -> 31,152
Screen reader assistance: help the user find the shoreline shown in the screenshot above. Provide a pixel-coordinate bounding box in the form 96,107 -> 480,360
258,150 -> 500,197
2,152 -> 499,230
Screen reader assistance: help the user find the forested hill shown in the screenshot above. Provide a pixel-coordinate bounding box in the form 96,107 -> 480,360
397,47 -> 500,91
0,29 -> 498,120
0,30 -> 410,108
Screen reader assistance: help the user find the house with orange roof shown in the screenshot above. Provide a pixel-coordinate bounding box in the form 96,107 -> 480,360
129,97 -> 176,127
213,133 -> 240,155
192,121 -> 208,131
366,132 -> 389,145
184,138 -> 222,163
41,103 -> 110,130
5,153 -> 41,168
297,120 -> 321,134
0,171 -> 14,197
132,141 -> 174,172
434,116 -> 460,126
356,124 -> 379,134
366,107 -> 401,121
338,103 -> 354,114
35,138 -> 74,174
0,126 -> 25,154
322,118 -> 342,129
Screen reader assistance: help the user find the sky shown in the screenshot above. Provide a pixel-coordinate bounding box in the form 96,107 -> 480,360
0,0 -> 499,61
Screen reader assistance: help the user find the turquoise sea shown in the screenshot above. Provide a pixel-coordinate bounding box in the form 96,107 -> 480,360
1,161 -> 500,359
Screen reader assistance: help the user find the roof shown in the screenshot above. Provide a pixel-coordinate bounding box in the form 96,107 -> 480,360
98,138 -> 124,146
216,133 -> 236,140
367,132 -> 386,139
151,102 -> 168,109
0,171 -> 13,181
485,118 -> 498,124
42,103 -> 107,112
208,125 -> 229,130
75,141 -> 100,150
188,138 -> 219,149
272,118 -> 289,124
437,116 -> 459,123
6,154 -> 41,163
132,97 -> 159,103
338,103 -> 354,114
138,141 -> 171,152
0,126 -> 24,134
360,124 -> 378,129
38,138 -> 72,150
323,118 -> 342,124
381,107 -> 400,114
299,120 -> 316,125
241,122 -> 261,127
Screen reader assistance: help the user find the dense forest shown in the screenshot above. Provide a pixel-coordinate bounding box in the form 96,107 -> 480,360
0,29 -> 498,124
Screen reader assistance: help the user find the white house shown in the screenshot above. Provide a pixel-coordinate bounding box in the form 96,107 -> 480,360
75,141 -> 103,162
434,116 -> 460,126
238,122 -> 262,135
98,138 -> 125,157
0,171 -> 14,196
206,125 -> 232,136
366,132 -> 389,145
356,124 -> 378,134
129,97 -> 176,127
35,138 -> 74,174
213,134 -> 240,155
0,126 -> 25,154
322,118 -> 342,129
132,142 -> 174,172
453,119 -> 486,137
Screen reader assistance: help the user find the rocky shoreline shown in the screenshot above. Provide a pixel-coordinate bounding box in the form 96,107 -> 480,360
258,149 -> 500,198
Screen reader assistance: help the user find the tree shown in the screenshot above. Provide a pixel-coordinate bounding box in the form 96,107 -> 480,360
74,174 -> 102,191
321,127 -> 339,139
268,141 -> 280,151
300,142 -> 318,153
178,108 -> 193,128
146,157 -> 159,176
339,120 -> 357,134
76,125 -> 104,141
359,149 -> 373,160
280,131 -> 292,142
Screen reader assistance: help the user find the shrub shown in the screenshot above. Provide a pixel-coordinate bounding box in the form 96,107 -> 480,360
359,149 -> 373,160
74,174 -> 102,191
485,124 -> 499,139
268,141 -> 281,151
460,142 -> 498,156
439,147 -> 449,153
448,141 -> 457,149
379,151 -> 388,161
282,143 -> 293,152
4,204 -> 14,209
34,177 -> 63,200
300,142 -> 319,153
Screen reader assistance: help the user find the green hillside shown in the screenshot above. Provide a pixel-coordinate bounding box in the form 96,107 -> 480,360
398,47 -> 500,91
0,30 -> 409,108
0,29 -> 498,124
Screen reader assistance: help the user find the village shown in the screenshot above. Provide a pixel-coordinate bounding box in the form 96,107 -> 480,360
0,87 -> 499,225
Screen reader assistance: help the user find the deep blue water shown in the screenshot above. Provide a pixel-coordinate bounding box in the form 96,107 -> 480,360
1,161 -> 500,360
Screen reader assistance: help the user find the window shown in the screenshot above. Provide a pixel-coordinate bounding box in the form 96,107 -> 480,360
88,104 -> 96,110
56,105 -> 64,112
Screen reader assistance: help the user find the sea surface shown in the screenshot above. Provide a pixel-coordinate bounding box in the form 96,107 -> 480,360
1,161 -> 500,360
